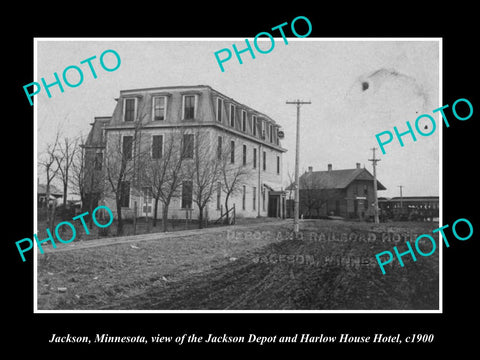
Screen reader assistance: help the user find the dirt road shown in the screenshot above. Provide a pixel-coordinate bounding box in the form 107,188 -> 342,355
37,219 -> 439,311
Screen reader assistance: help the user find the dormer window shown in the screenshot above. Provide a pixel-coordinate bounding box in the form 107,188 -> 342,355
216,98 -> 223,122
242,110 -> 247,132
123,98 -> 136,122
152,96 -> 167,121
182,95 -> 197,120
229,104 -> 235,127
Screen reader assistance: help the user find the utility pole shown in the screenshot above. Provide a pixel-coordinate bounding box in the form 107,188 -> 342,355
286,99 -> 311,235
398,185 -> 404,208
368,147 -> 380,224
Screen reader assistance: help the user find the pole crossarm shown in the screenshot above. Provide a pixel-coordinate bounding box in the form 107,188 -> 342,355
286,100 -> 312,105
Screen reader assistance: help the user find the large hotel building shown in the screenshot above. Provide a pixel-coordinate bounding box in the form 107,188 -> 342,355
83,85 -> 287,222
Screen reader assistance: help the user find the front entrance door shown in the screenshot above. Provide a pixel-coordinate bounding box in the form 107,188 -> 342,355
268,194 -> 278,217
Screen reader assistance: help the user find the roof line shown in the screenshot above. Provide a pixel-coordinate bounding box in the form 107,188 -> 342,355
119,85 -> 280,126
120,84 -> 213,93
297,168 -> 386,190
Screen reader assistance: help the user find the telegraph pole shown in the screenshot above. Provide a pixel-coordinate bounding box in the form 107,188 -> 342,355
368,147 -> 380,224
398,185 -> 404,208
286,99 -> 311,235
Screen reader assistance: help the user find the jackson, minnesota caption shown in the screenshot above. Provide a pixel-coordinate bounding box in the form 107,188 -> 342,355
49,334 -> 91,343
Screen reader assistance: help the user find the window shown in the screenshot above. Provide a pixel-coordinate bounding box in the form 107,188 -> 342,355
261,120 -> 265,139
242,185 -> 246,210
183,95 -> 196,120
242,110 -> 247,132
230,104 -> 235,127
363,184 -> 368,196
142,187 -> 152,203
253,148 -> 257,169
122,136 -> 133,160
94,152 -> 103,170
253,186 -> 256,210
181,181 -> 193,209
263,151 -> 266,171
152,135 -> 163,159
217,136 -> 222,160
353,184 -> 358,196
217,182 -> 221,210
142,187 -> 152,214
120,181 -> 130,207
124,98 -> 136,122
182,134 -> 194,159
230,140 -> 235,164
269,124 -> 273,142
253,116 -> 257,136
216,98 -> 223,122
276,155 -> 280,174
243,144 -> 247,166
152,96 -> 166,121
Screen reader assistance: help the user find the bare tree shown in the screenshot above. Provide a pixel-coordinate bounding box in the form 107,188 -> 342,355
218,139 -> 252,224
299,173 -> 319,218
38,131 -> 61,229
141,128 -> 187,231
70,134 -> 104,227
56,136 -> 78,208
69,135 -> 87,207
104,119 -> 148,235
185,129 -> 221,229
286,169 -> 298,218
299,171 -> 337,218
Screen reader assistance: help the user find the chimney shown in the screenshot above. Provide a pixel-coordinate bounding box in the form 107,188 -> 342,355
308,166 -> 313,172
327,164 -> 332,171
356,162 -> 361,169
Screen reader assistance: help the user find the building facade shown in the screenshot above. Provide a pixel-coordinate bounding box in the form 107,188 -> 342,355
83,85 -> 287,222
287,163 -> 386,219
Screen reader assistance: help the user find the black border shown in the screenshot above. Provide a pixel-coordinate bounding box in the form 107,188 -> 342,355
7,6 -> 478,354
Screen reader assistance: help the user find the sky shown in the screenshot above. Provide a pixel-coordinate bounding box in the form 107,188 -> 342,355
36,38 -> 440,198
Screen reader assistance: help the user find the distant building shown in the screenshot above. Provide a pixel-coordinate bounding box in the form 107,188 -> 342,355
37,183 -> 63,208
83,85 -> 287,221
286,163 -> 386,219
